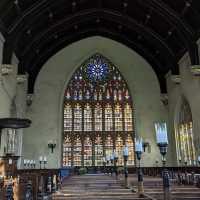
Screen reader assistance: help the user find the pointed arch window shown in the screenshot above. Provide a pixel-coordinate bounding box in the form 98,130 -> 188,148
63,53 -> 135,167
175,98 -> 196,165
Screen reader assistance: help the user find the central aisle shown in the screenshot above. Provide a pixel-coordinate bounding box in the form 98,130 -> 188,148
52,174 -> 150,200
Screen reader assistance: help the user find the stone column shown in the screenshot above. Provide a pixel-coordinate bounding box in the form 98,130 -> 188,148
165,72 -> 181,166
16,74 -> 28,168
0,64 -> 18,156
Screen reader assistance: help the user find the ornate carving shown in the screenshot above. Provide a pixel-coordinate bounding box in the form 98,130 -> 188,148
0,65 -> 14,76
17,75 -> 28,84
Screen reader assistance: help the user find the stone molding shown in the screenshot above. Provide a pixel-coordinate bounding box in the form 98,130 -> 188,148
17,74 -> 28,84
171,75 -> 181,84
190,65 -> 200,76
0,64 -> 14,76
160,93 -> 168,106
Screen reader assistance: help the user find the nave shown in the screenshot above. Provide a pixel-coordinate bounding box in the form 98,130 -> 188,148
52,173 -> 200,200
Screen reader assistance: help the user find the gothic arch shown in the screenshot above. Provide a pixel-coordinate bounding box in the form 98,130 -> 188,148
62,53 -> 135,167
174,95 -> 196,166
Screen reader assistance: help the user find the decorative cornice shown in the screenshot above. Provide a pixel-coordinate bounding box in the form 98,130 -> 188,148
190,65 -> 200,76
17,74 -> 28,84
160,93 -> 168,106
171,75 -> 181,84
0,64 -> 14,75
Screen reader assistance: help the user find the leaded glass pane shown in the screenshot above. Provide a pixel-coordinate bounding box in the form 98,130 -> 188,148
63,136 -> 72,167
95,136 -> 103,166
74,137 -> 82,166
115,104 -> 123,131
124,103 -> 133,131
74,104 -> 82,131
115,136 -> 124,166
84,104 -> 92,131
125,135 -> 135,166
95,104 -> 102,131
105,136 -> 113,166
105,104 -> 113,131
84,137 -> 92,166
64,104 -> 72,131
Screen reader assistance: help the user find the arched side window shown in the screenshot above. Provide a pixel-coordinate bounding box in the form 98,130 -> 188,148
63,54 -> 135,167
175,97 -> 196,165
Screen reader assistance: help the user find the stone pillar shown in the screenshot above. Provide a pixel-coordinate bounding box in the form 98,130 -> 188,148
0,64 -> 18,156
16,74 -> 28,168
165,72 -> 181,166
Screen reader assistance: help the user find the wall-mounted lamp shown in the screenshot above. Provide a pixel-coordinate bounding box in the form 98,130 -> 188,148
48,140 -> 56,153
142,141 -> 150,153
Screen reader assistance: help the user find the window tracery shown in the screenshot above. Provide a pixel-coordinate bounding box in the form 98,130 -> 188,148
63,54 -> 134,167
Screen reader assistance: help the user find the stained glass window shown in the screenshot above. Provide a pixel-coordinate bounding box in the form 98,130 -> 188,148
175,98 -> 196,165
85,55 -> 110,83
74,104 -> 82,131
84,104 -> 92,131
126,135 -> 135,165
63,53 -> 134,167
63,136 -> 71,167
115,104 -> 123,131
95,136 -> 103,166
73,137 -> 82,166
105,104 -> 113,131
105,136 -> 113,166
95,104 -> 102,131
64,104 -> 72,131
84,137 -> 92,166
115,136 -> 124,165
124,103 -> 133,131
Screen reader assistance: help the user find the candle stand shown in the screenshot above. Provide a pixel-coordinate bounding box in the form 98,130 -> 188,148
157,142 -> 171,200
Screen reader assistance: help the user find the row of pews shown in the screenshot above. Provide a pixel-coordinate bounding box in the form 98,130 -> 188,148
0,169 -> 60,199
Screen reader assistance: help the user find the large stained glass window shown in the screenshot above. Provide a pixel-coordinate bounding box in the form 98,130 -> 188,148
175,98 -> 196,166
63,53 -> 135,167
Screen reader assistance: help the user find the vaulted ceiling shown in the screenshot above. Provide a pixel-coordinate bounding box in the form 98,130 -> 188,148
0,0 -> 200,93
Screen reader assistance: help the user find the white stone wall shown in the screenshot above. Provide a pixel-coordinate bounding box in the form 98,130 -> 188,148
22,36 -> 168,168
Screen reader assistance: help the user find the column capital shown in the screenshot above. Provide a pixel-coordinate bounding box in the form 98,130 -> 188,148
17,74 -> 28,84
190,65 -> 200,76
171,75 -> 181,84
0,64 -> 15,76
